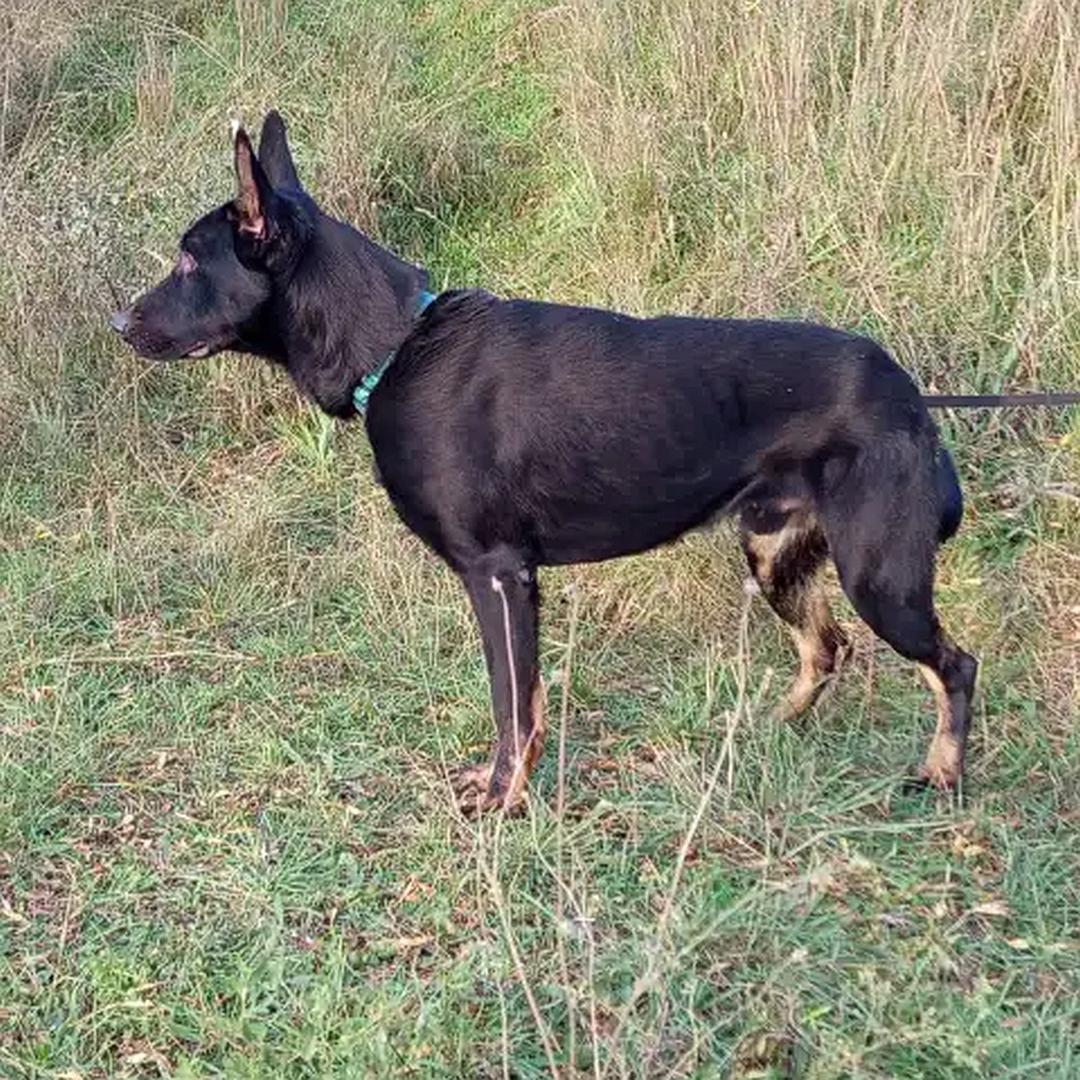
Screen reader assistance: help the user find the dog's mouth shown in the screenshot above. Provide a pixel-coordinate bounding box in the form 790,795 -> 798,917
135,338 -> 216,362
110,310 -> 219,361
136,335 -> 218,362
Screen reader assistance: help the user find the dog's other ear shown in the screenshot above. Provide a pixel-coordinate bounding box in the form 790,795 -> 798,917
233,125 -> 273,238
258,110 -> 301,190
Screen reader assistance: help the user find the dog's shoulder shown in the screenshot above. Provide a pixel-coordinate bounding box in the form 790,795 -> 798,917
425,288 -> 500,327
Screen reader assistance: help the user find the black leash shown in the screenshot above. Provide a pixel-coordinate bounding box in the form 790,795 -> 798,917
922,391 -> 1080,408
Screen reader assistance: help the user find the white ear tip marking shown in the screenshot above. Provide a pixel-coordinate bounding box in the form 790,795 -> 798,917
230,117 -> 242,141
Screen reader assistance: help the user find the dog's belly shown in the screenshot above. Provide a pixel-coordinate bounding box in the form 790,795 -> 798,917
527,475 -> 758,566
522,454 -> 819,566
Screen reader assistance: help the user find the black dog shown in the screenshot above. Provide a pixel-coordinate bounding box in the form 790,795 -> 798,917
111,112 -> 977,810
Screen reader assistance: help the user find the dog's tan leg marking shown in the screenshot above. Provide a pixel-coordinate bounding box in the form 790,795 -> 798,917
744,519 -> 846,720
455,683 -> 545,815
781,586 -> 848,720
917,663 -> 962,789
497,679 -> 547,812
743,527 -> 780,587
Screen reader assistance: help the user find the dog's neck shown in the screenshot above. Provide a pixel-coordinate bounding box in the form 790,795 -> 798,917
275,212 -> 429,418
353,288 -> 438,415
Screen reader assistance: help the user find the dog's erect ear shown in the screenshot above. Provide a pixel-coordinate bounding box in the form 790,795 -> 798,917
258,110 -> 301,190
233,125 -> 273,238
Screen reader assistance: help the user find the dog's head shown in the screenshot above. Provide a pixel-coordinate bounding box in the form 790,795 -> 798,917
110,111 -> 307,362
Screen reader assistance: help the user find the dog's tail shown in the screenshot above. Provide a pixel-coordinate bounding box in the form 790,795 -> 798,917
923,391 -> 1080,408
936,447 -> 963,542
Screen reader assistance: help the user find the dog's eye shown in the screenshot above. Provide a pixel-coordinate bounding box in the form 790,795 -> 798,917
176,251 -> 198,276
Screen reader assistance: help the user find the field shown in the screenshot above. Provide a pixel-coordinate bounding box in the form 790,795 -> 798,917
2,0 -> 1079,1076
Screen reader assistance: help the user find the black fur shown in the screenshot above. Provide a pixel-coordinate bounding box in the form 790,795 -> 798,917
112,112 -> 978,808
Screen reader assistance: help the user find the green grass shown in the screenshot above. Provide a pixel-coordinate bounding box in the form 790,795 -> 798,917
2,0 -> 1079,1076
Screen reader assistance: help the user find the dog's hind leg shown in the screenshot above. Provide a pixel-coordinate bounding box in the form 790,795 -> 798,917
822,458 -> 977,789
914,630 -> 978,788
739,506 -> 848,720
841,576 -> 976,789
454,547 -> 546,813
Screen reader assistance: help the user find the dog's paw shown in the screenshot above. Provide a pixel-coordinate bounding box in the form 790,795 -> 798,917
775,672 -> 835,724
452,762 -> 493,794
452,762 -> 491,813
914,763 -> 961,790
775,640 -> 851,723
901,770 -> 933,794
775,679 -> 826,723
902,763 -> 962,795
451,762 -> 528,815
915,732 -> 963,792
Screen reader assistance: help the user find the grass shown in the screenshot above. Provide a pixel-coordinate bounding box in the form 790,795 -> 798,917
1,0 -> 1079,1076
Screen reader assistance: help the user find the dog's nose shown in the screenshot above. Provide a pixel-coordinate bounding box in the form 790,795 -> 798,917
109,309 -> 132,335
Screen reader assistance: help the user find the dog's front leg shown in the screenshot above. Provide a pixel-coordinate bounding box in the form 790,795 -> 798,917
455,548 -> 545,813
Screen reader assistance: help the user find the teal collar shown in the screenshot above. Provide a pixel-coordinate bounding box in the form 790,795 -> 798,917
352,289 -> 438,415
